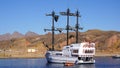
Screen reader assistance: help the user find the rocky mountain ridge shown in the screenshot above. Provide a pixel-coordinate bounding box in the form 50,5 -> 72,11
0,31 -> 39,41
0,29 -> 120,57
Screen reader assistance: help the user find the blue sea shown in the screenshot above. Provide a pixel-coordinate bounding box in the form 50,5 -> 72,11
0,57 -> 120,68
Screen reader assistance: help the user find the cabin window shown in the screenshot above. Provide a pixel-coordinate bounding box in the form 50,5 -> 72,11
56,53 -> 62,56
66,47 -> 69,49
73,50 -> 78,53
72,55 -> 78,57
84,50 -> 94,53
46,53 -> 51,55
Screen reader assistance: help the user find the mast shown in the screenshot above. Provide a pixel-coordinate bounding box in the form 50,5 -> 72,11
75,10 -> 83,43
60,8 -> 75,45
52,11 -> 55,51
45,11 -> 59,51
76,10 -> 80,43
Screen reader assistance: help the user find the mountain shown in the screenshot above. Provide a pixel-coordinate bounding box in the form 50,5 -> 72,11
0,31 -> 24,41
25,31 -> 39,37
11,31 -> 24,39
0,30 -> 120,55
82,30 -> 120,50
0,31 -> 40,41
40,30 -> 120,51
0,33 -> 11,41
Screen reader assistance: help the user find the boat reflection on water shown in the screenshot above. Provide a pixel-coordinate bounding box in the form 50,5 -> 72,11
46,63 -> 95,68
46,63 -> 64,68
76,64 -> 95,68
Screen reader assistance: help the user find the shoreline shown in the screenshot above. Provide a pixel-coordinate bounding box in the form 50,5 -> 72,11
0,57 -> 44,59
0,56 -> 114,59
0,53 -> 119,59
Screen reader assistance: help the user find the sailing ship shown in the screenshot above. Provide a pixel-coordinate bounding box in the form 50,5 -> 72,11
44,8 -> 95,64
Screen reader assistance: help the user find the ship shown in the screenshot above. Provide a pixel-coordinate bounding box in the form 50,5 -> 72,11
44,8 -> 95,64
45,42 -> 95,64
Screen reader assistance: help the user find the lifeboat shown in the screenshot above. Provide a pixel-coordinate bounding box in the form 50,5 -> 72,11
64,62 -> 74,66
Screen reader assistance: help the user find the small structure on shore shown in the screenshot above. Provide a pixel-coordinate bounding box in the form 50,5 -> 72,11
27,49 -> 37,53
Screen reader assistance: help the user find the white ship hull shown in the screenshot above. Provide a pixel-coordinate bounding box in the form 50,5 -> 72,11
46,54 -> 95,64
45,42 -> 96,64
46,55 -> 77,63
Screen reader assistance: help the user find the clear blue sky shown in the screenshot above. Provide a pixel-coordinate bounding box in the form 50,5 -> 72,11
0,0 -> 120,34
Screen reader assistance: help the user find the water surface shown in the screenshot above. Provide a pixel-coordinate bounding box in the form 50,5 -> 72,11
0,57 -> 120,68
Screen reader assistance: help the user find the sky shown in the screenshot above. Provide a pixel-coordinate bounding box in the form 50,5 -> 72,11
0,0 -> 120,35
